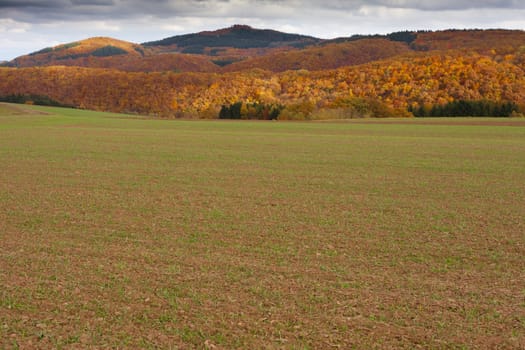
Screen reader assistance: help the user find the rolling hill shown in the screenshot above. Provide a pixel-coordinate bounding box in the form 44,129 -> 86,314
1,26 -> 524,119
6,26 -> 525,74
222,39 -> 412,72
5,37 -> 219,73
10,37 -> 143,67
3,25 -> 327,73
411,29 -> 525,53
142,24 -> 321,52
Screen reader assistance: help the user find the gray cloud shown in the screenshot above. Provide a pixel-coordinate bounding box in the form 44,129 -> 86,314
1,0 -> 525,21
371,0 -> 525,11
71,0 -> 114,4
0,1 -> 55,6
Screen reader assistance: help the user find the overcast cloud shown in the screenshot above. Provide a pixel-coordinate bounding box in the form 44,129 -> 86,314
1,0 -> 524,60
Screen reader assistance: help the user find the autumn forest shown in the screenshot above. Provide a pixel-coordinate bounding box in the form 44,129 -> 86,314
1,25 -> 524,119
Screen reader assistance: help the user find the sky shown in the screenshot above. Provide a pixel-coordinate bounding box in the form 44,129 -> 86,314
1,0 -> 525,61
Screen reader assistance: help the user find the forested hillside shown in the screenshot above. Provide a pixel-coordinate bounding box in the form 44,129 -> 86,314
142,24 -> 321,52
222,39 -> 411,72
1,26 -> 524,118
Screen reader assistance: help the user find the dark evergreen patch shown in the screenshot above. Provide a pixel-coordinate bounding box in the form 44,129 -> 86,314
212,59 -> 238,67
29,47 -> 54,56
134,46 -> 145,56
219,101 -> 283,120
410,100 -> 520,117
0,94 -> 73,107
56,53 -> 89,60
386,31 -> 417,44
326,31 -> 417,45
181,46 -> 205,54
91,45 -> 128,57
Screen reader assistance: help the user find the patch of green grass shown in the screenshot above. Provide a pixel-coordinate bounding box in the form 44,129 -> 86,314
1,104 -> 524,348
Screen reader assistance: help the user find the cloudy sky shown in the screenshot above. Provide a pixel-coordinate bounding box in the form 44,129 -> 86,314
1,0 -> 524,61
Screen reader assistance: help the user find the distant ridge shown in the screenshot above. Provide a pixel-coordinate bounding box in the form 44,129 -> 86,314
4,26 -> 525,73
5,36 -> 219,73
142,24 -> 321,52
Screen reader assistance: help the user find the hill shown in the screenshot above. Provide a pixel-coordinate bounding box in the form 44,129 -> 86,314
411,29 -> 525,54
222,39 -> 411,72
1,27 -> 525,118
10,37 -> 142,67
6,37 -> 221,73
4,25 -> 326,73
6,27 -> 525,74
143,24 -> 321,53
1,48 -> 523,118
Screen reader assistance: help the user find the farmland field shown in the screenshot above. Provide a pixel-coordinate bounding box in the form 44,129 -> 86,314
1,103 -> 524,349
